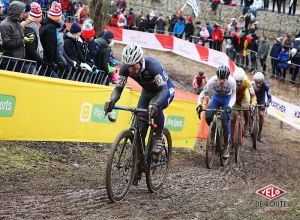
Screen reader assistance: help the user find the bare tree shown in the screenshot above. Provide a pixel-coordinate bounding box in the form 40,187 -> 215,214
88,0 -> 110,34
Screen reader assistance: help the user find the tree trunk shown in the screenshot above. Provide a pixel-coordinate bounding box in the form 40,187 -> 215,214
88,0 -> 110,34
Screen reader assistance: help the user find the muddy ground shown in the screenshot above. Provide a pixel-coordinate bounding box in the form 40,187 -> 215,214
0,45 -> 300,219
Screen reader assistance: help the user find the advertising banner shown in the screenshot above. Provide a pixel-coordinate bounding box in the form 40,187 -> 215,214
0,71 -> 198,148
268,96 -> 300,130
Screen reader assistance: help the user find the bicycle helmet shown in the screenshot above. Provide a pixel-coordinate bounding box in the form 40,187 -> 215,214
122,43 -> 144,65
233,67 -> 246,81
253,72 -> 265,81
216,65 -> 230,79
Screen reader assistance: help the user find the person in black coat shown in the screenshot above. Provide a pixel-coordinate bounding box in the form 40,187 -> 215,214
94,30 -> 115,85
156,14 -> 166,34
168,14 -> 177,35
270,37 -> 282,77
64,22 -> 85,67
184,16 -> 195,42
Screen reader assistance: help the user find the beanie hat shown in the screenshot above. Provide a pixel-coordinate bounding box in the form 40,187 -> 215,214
28,2 -> 42,22
69,22 -> 81,34
82,22 -> 95,40
48,1 -> 62,22
103,30 -> 114,40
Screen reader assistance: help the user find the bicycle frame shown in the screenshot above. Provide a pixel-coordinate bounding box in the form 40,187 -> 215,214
112,106 -> 156,172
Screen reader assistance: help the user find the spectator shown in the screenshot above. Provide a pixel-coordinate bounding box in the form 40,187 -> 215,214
173,16 -> 185,39
115,0 -> 126,12
264,0 -> 269,10
78,21 -> 95,68
257,34 -> 269,72
237,15 -> 245,30
109,12 -> 118,27
290,48 -> 300,83
60,0 -> 72,18
168,14 -> 177,35
134,9 -> 143,28
199,25 -> 210,46
206,22 -> 213,48
272,0 -> 280,12
94,30 -> 115,85
242,31 -> 251,68
148,11 -> 157,33
156,14 -> 166,34
280,0 -> 287,14
211,0 -> 220,15
270,37 -> 282,77
0,1 -> 6,22
126,8 -> 135,29
184,16 -> 194,42
282,33 -> 292,49
248,34 -> 259,71
250,0 -> 264,17
0,1 -> 27,59
243,0 -> 254,14
64,22 -> 87,68
193,22 -> 201,44
117,10 -> 126,28
288,0 -> 297,15
40,1 -> 62,67
78,4 -> 89,24
212,22 -> 224,51
24,2 -> 45,68
193,71 -> 207,94
138,16 -> 148,32
277,46 -> 289,80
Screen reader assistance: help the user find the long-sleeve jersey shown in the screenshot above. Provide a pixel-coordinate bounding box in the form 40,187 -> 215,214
252,81 -> 272,105
110,57 -> 174,106
198,75 -> 236,107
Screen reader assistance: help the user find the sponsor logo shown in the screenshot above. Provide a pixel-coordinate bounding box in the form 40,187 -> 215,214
166,115 -> 184,131
0,94 -> 16,117
80,103 -> 118,123
256,185 -> 286,200
256,185 -> 288,211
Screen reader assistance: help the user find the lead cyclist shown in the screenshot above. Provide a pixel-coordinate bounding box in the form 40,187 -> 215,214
104,43 -> 175,154
196,65 -> 237,159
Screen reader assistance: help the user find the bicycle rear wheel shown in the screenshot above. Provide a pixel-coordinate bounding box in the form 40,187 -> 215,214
146,128 -> 172,193
106,130 -> 137,202
206,123 -> 216,169
251,111 -> 258,150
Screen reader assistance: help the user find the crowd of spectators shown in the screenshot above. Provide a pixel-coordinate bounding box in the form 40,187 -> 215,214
107,0 -> 300,83
0,0 -> 119,85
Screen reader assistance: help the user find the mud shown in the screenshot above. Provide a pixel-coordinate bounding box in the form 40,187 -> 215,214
0,45 -> 299,219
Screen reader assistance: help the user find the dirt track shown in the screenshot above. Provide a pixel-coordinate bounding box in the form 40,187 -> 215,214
0,45 -> 300,219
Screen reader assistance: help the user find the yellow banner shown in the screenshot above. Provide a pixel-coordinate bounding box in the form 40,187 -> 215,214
0,71 -> 198,148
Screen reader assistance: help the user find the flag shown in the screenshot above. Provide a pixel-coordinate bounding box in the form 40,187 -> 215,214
186,0 -> 200,17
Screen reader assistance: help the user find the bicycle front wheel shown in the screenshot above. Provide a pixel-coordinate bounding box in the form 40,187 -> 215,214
206,122 -> 216,169
251,111 -> 258,150
234,122 -> 242,163
146,128 -> 172,193
106,130 -> 137,202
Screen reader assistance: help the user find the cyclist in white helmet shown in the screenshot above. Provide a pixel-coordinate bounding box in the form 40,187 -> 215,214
231,67 -> 256,138
252,72 -> 272,142
104,42 -> 175,153
196,65 -> 236,159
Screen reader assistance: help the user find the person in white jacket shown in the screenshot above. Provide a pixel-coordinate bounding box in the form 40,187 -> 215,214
250,0 -> 264,17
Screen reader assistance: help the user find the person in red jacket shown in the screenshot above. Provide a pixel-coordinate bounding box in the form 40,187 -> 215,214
212,22 -> 224,51
193,71 -> 208,94
60,0 -> 72,18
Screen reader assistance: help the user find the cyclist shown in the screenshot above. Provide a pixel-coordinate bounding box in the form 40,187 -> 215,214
230,67 -> 257,139
196,65 -> 236,159
252,72 -> 272,142
104,43 -> 175,154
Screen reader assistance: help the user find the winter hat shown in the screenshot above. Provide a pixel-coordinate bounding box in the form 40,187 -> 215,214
69,22 -> 81,34
82,22 -> 95,40
103,30 -> 114,40
186,16 -> 192,22
275,37 -> 281,43
48,1 -> 62,22
28,2 -> 42,22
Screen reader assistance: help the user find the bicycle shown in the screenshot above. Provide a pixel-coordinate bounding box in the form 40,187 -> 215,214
105,106 -> 172,203
249,104 -> 265,150
231,107 -> 249,163
202,108 -> 230,169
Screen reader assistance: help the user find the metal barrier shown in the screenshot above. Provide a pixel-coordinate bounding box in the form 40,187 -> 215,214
0,56 -> 109,85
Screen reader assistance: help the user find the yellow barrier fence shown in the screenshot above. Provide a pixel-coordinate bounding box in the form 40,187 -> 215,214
0,70 -> 199,148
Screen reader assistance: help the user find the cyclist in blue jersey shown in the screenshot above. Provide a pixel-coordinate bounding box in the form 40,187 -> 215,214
104,43 -> 175,154
196,65 -> 236,159
252,72 -> 272,142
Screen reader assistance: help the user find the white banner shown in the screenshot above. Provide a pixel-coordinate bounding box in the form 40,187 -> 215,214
186,0 -> 200,17
267,96 -> 300,130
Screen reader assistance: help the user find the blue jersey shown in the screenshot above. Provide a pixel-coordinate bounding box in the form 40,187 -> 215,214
111,57 -> 174,107
117,57 -> 174,92
252,81 -> 272,104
